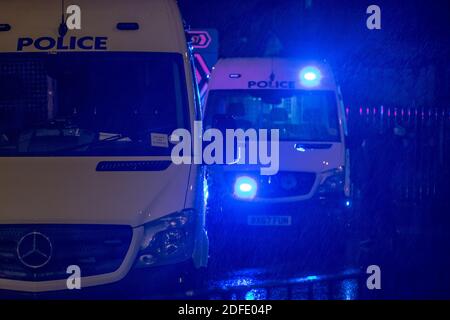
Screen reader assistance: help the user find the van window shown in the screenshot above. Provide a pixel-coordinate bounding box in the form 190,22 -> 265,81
205,90 -> 340,142
0,52 -> 188,156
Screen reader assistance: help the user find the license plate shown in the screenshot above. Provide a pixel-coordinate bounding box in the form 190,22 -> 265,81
247,215 -> 292,226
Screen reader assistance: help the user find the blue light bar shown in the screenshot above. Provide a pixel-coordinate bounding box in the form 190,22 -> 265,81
234,176 -> 257,200
300,66 -> 322,87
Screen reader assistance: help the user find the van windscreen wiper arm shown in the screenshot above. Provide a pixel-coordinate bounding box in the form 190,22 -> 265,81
42,133 -> 133,155
48,126 -> 175,155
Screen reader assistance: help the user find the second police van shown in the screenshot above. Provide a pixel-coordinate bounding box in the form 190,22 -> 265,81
203,58 -> 352,255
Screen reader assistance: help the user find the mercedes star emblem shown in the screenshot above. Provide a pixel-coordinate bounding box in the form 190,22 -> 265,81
17,232 -> 53,268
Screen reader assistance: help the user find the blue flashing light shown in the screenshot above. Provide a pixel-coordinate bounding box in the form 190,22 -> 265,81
234,176 -> 257,200
345,200 -> 352,208
300,66 -> 322,87
304,72 -> 317,81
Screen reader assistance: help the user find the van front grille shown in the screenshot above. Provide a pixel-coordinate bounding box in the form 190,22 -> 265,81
0,225 -> 132,281
225,171 -> 316,198
257,172 -> 316,198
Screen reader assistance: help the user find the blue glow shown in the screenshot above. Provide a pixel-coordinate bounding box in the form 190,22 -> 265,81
304,72 -> 317,81
245,291 -> 255,300
203,176 -> 209,208
234,176 -> 257,199
345,200 -> 352,207
245,289 -> 267,300
340,279 -> 358,300
300,66 -> 322,87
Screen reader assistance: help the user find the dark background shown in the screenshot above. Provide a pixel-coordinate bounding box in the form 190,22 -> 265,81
179,0 -> 450,108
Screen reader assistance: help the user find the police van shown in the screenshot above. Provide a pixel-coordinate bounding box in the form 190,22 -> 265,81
0,0 -> 208,297
203,58 -> 352,254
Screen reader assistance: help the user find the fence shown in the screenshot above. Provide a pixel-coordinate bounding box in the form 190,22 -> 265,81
346,106 -> 450,205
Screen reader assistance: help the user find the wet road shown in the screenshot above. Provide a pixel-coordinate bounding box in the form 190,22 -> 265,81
191,202 -> 450,300
189,231 -> 450,300
204,265 -> 362,300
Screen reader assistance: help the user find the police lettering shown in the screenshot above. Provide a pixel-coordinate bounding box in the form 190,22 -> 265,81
248,80 -> 295,89
17,36 -> 108,51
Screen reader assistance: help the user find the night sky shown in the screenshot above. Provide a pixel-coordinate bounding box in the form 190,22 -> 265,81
179,0 -> 450,107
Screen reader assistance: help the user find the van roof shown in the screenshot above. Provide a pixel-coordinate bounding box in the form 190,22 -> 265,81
0,0 -> 187,53
208,58 -> 338,91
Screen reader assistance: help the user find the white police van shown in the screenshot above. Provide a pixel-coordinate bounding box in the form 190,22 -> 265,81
0,0 -> 208,297
203,58 -> 352,254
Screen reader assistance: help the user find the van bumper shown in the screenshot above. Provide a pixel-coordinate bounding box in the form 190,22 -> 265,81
207,197 -> 353,262
209,196 -> 350,227
0,260 -> 197,300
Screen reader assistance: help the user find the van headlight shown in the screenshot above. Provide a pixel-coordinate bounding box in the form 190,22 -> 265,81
135,209 -> 196,268
318,167 -> 345,194
234,176 -> 258,200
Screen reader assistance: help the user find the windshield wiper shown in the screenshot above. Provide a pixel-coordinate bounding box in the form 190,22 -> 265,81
46,126 -> 176,155
47,133 -> 135,154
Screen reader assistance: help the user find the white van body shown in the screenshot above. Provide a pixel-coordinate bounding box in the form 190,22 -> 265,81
0,0 -> 207,295
204,58 -> 351,228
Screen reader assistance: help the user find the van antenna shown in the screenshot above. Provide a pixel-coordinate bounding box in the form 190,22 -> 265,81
58,0 -> 68,37
269,57 -> 275,82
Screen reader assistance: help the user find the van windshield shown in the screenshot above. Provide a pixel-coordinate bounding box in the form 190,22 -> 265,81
204,89 -> 340,142
0,52 -> 188,156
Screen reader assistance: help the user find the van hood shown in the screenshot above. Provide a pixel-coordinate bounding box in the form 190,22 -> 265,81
223,141 -> 345,173
0,157 -> 190,227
